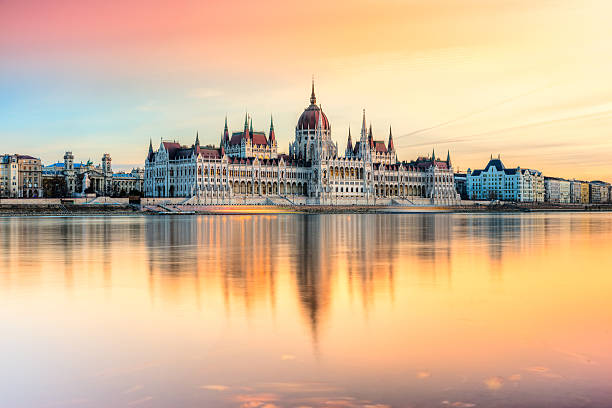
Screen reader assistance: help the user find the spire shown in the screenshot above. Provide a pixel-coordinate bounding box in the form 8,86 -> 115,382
195,131 -> 200,147
388,126 -> 394,151
368,124 -> 374,148
347,127 -> 353,150
446,150 -> 451,165
310,76 -> 316,105
269,115 -> 276,145
223,116 -> 229,142
147,138 -> 153,160
244,112 -> 249,132
360,109 -> 367,138
432,148 -> 436,162
249,117 -> 253,136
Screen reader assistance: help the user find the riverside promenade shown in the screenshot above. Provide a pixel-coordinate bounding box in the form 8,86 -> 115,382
1,198 -> 612,216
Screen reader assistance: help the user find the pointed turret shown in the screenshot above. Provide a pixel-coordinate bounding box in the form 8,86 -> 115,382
310,76 -> 317,105
347,127 -> 353,152
446,150 -> 451,166
269,115 -> 276,145
249,117 -> 254,140
432,148 -> 436,162
195,131 -> 200,147
388,126 -> 394,151
244,112 -> 249,133
360,109 -> 367,139
147,138 -> 153,160
223,116 -> 229,143
368,124 -> 374,148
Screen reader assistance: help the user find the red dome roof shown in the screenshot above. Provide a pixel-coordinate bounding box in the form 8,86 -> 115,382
297,105 -> 330,130
297,80 -> 330,130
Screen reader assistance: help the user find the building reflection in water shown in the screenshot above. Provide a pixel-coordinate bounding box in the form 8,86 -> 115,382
142,214 -> 483,343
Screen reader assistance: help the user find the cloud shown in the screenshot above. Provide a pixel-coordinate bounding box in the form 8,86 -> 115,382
126,396 -> 153,406
122,385 -> 144,394
508,374 -> 521,382
200,385 -> 230,391
524,366 -> 549,373
442,401 -> 476,408
236,393 -> 279,408
281,354 -> 296,361
553,348 -> 597,365
416,371 -> 431,379
257,382 -> 339,393
484,376 -> 504,390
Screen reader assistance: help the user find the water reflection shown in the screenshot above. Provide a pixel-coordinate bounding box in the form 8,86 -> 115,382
1,213 -> 612,408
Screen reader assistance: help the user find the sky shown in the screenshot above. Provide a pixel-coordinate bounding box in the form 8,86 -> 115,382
1,0 -> 611,180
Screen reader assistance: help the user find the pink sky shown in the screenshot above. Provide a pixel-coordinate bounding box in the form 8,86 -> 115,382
1,0 -> 611,179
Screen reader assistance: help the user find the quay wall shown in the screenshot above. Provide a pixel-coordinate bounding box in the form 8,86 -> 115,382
0,197 -> 130,205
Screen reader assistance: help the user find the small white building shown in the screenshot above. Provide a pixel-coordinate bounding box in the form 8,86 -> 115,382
466,156 -> 544,202
545,177 -> 571,203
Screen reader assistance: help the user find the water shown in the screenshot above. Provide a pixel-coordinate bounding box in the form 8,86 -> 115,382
1,213 -> 611,408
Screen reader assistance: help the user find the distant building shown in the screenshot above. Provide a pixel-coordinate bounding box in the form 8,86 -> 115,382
581,182 -> 590,204
0,154 -> 42,198
0,154 -> 19,198
570,180 -> 583,204
454,173 -> 468,200
17,155 -> 43,198
466,156 -> 544,202
112,168 -> 144,196
589,181 -> 610,204
43,152 -> 143,197
544,177 -> 570,203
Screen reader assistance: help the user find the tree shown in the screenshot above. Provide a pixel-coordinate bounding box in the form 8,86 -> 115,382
42,176 -> 68,198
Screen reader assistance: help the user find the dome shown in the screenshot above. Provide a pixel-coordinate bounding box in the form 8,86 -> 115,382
297,81 -> 330,131
297,105 -> 330,131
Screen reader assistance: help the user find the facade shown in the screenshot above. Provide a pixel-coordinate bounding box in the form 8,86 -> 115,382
581,182 -> 590,204
0,155 -> 19,197
0,154 -> 42,198
17,155 -> 43,198
112,168 -> 145,196
466,156 -> 544,202
570,180 -> 583,204
144,83 -> 460,205
454,173 -> 468,200
589,181 -> 610,204
43,152 -> 143,197
544,177 -> 570,203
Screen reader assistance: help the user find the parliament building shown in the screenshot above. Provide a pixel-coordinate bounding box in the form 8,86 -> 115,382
144,83 -> 460,205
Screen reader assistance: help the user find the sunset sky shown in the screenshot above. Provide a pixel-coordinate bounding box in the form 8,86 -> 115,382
1,0 -> 611,180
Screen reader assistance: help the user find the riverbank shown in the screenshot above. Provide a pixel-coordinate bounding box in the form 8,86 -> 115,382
2,202 -> 612,216
0,204 -> 142,216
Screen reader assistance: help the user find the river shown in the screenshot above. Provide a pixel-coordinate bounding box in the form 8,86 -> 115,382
1,213 -> 611,407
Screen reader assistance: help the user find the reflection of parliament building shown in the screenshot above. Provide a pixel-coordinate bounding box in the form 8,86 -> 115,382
143,214 -> 457,343
144,82 -> 460,205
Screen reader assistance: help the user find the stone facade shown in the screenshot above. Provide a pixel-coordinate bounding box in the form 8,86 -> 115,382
43,152 -> 143,197
0,154 -> 42,198
144,83 -> 460,205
